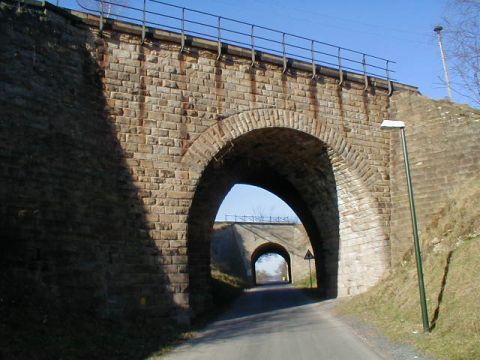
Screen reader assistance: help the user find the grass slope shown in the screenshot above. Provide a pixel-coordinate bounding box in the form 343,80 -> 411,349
211,266 -> 248,306
294,274 -> 317,289
338,178 -> 480,360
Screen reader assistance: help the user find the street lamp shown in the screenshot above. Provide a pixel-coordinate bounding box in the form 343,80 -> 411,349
381,119 -> 430,333
433,25 -> 453,101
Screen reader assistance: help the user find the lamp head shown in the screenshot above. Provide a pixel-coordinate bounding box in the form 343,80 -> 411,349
381,119 -> 405,129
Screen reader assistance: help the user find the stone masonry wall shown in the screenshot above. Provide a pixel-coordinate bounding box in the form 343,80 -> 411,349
1,2 -> 430,320
212,223 -> 313,284
78,4 -> 400,312
388,93 -> 480,264
0,3 -> 182,320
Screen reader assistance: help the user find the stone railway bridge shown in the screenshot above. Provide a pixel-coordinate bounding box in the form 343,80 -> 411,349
1,2 -> 479,322
211,222 -> 313,285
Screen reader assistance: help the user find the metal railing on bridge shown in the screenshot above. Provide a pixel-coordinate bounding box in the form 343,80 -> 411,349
69,0 -> 395,84
221,215 -> 300,224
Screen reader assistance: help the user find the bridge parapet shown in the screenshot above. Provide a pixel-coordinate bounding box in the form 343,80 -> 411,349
55,0 -> 419,95
221,215 -> 299,224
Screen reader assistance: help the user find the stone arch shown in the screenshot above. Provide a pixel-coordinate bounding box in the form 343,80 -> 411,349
182,109 -> 379,189
183,109 -> 389,317
251,242 -> 292,285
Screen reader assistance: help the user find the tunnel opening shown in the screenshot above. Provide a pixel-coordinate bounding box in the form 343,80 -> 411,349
252,244 -> 291,286
210,184 -> 301,288
215,184 -> 300,223
187,127 -> 340,317
254,254 -> 289,285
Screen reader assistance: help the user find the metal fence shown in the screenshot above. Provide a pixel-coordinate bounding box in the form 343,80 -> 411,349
222,215 -> 299,224
72,0 -> 396,83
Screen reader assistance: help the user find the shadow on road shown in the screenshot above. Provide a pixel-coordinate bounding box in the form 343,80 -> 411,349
184,285 -> 327,347
219,284 -> 316,320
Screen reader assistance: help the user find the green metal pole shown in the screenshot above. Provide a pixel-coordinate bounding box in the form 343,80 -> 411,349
309,259 -> 312,289
400,128 -> 430,333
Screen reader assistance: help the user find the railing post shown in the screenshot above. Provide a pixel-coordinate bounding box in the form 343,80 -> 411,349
180,7 -> 185,52
337,47 -> 344,86
141,0 -> 146,43
99,0 -> 104,33
217,16 -> 222,60
311,40 -> 316,79
250,25 -> 255,66
386,60 -> 393,96
250,25 -> 255,67
282,32 -> 287,73
362,53 -> 369,91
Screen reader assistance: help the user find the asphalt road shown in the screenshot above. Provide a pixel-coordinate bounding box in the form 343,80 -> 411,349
160,284 -> 388,360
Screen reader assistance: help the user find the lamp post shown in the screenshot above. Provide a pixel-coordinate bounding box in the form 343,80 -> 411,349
433,25 -> 453,101
381,120 -> 430,333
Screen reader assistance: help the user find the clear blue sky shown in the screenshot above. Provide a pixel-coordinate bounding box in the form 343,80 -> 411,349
163,0 -> 452,100
59,0 -> 455,220
63,0 -> 454,99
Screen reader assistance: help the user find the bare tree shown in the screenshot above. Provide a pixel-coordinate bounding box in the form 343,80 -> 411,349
78,0 -> 129,18
442,0 -> 480,105
275,260 -> 288,281
255,269 -> 271,284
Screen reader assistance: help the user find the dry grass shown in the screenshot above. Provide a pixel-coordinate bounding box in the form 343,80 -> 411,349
210,266 -> 248,308
294,273 -> 318,289
338,177 -> 480,360
211,267 -> 248,289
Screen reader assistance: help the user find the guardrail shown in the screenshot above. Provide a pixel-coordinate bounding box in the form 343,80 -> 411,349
73,0 -> 396,85
222,215 -> 300,224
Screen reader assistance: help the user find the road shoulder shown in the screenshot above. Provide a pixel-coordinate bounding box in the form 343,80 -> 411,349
317,299 -> 433,360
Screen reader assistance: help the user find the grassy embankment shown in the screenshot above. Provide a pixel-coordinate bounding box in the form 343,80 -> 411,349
295,274 -> 317,289
338,179 -> 480,360
0,268 -> 246,359
295,272 -> 326,301
211,267 -> 248,305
